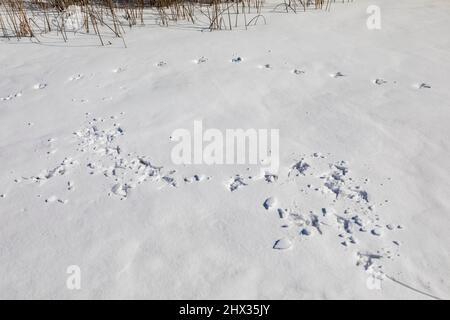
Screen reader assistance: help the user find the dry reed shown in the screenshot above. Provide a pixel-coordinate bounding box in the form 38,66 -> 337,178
0,0 -> 345,45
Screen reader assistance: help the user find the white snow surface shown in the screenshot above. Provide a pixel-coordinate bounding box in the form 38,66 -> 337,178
1,0 -> 450,299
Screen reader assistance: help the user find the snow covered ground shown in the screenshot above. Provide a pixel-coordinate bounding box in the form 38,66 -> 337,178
1,0 -> 449,299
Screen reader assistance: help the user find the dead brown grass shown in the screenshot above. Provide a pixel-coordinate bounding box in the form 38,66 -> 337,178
0,0 -> 341,45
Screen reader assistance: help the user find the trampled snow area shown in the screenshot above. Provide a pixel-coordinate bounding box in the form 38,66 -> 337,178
1,0 -> 449,299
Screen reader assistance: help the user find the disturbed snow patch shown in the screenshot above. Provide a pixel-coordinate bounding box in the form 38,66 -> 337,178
268,153 -> 403,282
12,115 -> 404,287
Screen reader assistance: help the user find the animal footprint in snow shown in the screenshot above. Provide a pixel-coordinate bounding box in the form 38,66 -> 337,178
112,67 -> 125,73
371,227 -> 383,236
162,175 -> 177,188
386,224 -> 396,231
273,238 -> 292,250
111,183 -> 131,198
67,181 -> 75,191
196,57 -> 208,64
293,69 -> 305,75
45,195 -> 67,204
263,197 -> 277,210
330,72 -> 345,78
277,208 -> 288,219
228,175 -> 247,192
29,157 -> 78,184
259,64 -> 271,69
33,83 -> 47,90
264,173 -> 278,183
69,74 -> 84,81
1,92 -> 22,101
184,174 -> 207,183
356,252 -> 383,271
289,159 -> 310,176
231,56 -> 242,63
373,79 -> 387,85
417,83 -> 431,89
300,227 -> 313,236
